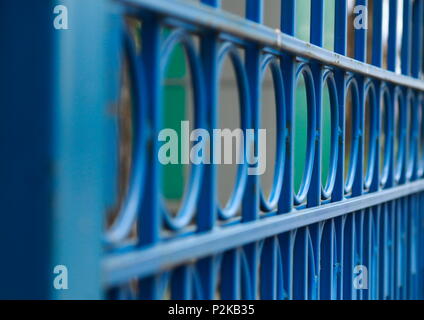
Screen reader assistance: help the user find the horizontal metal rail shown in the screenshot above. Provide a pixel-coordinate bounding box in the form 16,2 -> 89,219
122,0 -> 424,91
104,179 -> 424,286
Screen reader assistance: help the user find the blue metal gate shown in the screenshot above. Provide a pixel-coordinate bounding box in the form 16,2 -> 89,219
104,0 -> 424,300
1,0 -> 424,300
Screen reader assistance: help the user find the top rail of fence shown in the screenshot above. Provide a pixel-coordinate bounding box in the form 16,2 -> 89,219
121,0 -> 424,91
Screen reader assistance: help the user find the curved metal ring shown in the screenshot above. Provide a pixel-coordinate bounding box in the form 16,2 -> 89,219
259,54 -> 286,212
216,42 -> 251,220
363,79 -> 378,190
160,29 -> 206,230
106,28 -> 148,244
380,84 -> 392,187
344,75 -> 360,194
393,86 -> 406,184
405,89 -> 417,181
321,70 -> 339,200
294,63 -> 317,205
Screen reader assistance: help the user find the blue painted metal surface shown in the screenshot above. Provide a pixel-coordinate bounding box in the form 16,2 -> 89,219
0,0 -> 55,300
51,0 -> 122,299
0,0 -> 121,299
1,0 -> 424,300
102,0 -> 424,300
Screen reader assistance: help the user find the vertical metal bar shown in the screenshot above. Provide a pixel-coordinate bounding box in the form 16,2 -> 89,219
293,228 -> 308,299
320,220 -> 335,299
221,250 -> 241,299
334,0 -> 348,55
309,0 -> 324,207
401,197 -> 408,298
343,213 -> 355,299
308,0 -> 325,300
371,205 -> 380,299
419,193 -> 424,299
395,198 -> 402,299
363,209 -> 371,299
354,211 -> 363,300
310,0 -> 324,47
353,1 -> 367,198
387,0 -> 398,72
409,195 -> 414,299
280,0 -> 295,213
197,257 -> 216,299
405,196 -> 411,298
402,197 -> 408,298
280,231 -> 294,299
171,266 -> 192,299
198,0 -> 219,232
308,224 -> 321,300
333,1 -> 347,202
336,216 -> 346,299
139,15 -> 161,246
260,237 -> 278,299
401,0 -> 412,76
411,0 -> 424,78
354,0 -> 368,62
389,199 -> 396,299
380,202 -> 390,299
197,0 -> 221,300
389,200 -> 396,299
407,195 -> 417,299
244,0 -> 263,300
372,0 -> 384,67
353,76 -> 365,197
52,0 -> 121,299
137,13 -> 162,300
353,3 -> 367,197
281,0 -> 296,36
370,1 -> 384,192
419,194 -> 424,299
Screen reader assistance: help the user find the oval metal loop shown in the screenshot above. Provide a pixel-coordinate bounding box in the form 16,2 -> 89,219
160,29 -> 206,230
405,89 -> 417,181
294,63 -> 317,205
393,86 -> 406,184
321,70 -> 339,200
106,28 -> 148,244
216,42 -> 251,220
363,79 -> 378,190
259,54 -> 286,212
344,76 -> 360,194
379,84 -> 392,188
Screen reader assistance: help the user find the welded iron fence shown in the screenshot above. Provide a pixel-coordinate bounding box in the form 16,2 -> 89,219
101,0 -> 424,300
1,0 -> 423,300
